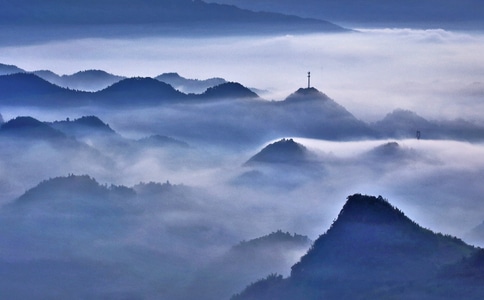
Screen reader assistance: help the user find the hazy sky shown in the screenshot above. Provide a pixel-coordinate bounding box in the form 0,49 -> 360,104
2,29 -> 484,123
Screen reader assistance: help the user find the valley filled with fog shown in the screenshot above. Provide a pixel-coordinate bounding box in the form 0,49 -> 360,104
1,27 -> 484,299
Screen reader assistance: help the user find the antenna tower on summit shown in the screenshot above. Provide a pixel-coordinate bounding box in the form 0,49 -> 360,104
307,72 -> 311,88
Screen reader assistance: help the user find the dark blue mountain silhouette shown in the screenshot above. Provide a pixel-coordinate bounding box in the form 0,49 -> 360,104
0,0 -> 346,45
96,77 -> 187,105
13,175 -> 135,209
156,72 -> 226,94
137,135 -> 190,148
245,138 -> 312,165
34,69 -> 125,91
209,0 -> 484,29
443,249 -> 484,281
0,63 -> 25,75
233,194 -> 481,300
0,73 -> 86,106
282,87 -> 331,103
466,221 -> 484,247
236,139 -> 324,190
274,87 -> 375,139
49,116 -> 116,138
0,73 -> 260,107
372,109 -> 484,141
31,70 -> 62,83
200,82 -> 259,99
361,141 -> 418,166
0,116 -> 66,140
187,230 -> 312,300
373,109 -> 436,139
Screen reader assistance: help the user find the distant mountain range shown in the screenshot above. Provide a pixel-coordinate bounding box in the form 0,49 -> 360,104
32,70 -> 125,92
208,0 -> 484,29
0,116 -> 67,141
2,71 -> 484,144
1,63 -> 484,143
0,63 -> 232,93
49,116 -> 116,138
233,194 -> 484,299
0,115 -> 190,165
0,63 -> 24,75
0,73 -> 259,107
156,73 -> 227,94
0,0 -> 346,45
373,109 -> 484,141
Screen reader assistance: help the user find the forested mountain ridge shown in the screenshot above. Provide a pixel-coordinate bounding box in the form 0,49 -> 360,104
233,194 -> 483,300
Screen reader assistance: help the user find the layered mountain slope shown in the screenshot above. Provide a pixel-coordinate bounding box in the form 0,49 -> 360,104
236,138 -> 323,189
0,63 -> 25,75
0,73 -> 85,106
33,69 -> 125,91
95,77 -> 187,105
187,231 -> 311,300
156,72 -> 226,94
0,0 -> 346,45
200,82 -> 259,100
209,0 -> 484,29
245,138 -> 313,166
50,116 -> 116,138
0,116 -> 67,140
0,73 -> 258,107
274,87 -> 374,139
372,109 -> 484,141
233,194 -> 481,300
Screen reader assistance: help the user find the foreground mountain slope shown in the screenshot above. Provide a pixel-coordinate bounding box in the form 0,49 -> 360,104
233,194 -> 481,300
187,231 -> 311,300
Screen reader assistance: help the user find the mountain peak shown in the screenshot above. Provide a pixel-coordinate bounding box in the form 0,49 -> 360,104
49,115 -> 116,138
156,73 -> 227,94
201,82 -> 259,99
234,194 -> 477,299
245,138 -> 311,165
284,87 -> 331,102
289,194 -> 473,283
97,77 -> 186,105
335,193 -> 408,225
0,116 -> 65,140
157,72 -> 182,79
